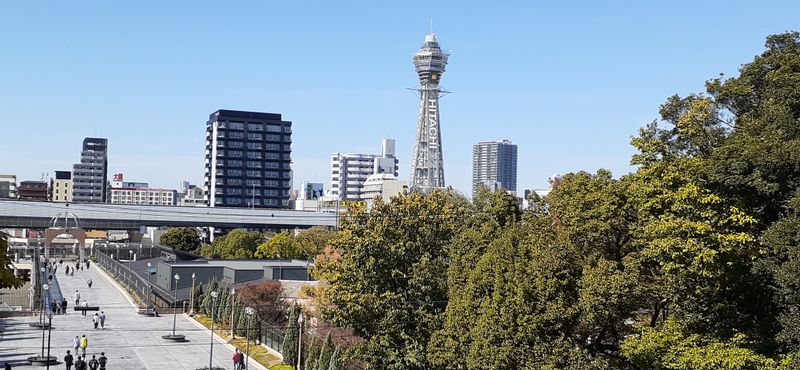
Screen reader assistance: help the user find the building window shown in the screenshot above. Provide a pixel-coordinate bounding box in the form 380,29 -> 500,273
266,125 -> 281,132
266,134 -> 281,141
229,132 -> 245,139
227,169 -> 242,176
266,143 -> 280,150
229,121 -> 244,130
246,170 -> 262,177
247,142 -> 262,150
247,133 -> 263,140
247,123 -> 263,131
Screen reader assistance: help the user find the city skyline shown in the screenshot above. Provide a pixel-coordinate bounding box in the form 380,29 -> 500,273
2,1 -> 799,195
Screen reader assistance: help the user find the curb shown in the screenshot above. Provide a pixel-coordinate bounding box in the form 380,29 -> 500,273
185,314 -> 276,370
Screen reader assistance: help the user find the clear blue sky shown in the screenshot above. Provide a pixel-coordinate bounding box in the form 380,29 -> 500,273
1,1 -> 798,195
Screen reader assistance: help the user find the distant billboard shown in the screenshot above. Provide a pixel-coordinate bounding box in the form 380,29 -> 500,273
302,182 -> 324,200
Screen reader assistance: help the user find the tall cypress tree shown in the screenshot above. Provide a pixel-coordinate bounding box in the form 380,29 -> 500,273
304,337 -> 321,370
327,346 -> 341,370
282,303 -> 300,365
317,332 -> 334,370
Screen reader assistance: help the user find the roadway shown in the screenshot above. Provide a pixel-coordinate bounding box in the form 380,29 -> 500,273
0,200 -> 337,229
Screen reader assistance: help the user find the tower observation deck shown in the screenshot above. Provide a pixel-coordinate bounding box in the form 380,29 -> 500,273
409,33 -> 449,192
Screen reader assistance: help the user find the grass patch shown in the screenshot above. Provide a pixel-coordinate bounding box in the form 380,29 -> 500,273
194,314 -> 285,368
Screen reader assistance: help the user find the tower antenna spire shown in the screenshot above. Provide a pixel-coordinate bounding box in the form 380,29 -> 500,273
430,18 -> 433,34
409,33 -> 449,193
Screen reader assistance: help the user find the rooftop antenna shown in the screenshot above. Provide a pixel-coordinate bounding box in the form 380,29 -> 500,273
429,18 -> 433,34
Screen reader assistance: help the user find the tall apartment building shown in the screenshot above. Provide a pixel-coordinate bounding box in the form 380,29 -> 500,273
51,171 -> 73,202
472,139 -> 518,195
72,137 -> 108,203
18,181 -> 48,201
331,139 -> 398,201
204,109 -> 293,208
0,174 -> 17,199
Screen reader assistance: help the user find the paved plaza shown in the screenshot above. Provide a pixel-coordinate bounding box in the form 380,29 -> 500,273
1,260 -> 267,369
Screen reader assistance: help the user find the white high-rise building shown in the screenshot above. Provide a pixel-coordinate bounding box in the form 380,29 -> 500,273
0,174 -> 18,199
331,139 -> 398,201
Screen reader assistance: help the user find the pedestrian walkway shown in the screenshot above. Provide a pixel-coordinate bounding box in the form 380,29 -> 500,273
0,259 -> 254,369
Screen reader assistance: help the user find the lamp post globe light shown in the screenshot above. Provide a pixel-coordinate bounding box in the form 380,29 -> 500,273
162,273 -> 185,341
244,307 -> 254,370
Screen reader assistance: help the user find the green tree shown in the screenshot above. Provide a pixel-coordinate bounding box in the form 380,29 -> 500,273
327,346 -> 341,370
282,303 -> 301,366
304,337 -> 321,370
622,320 -> 785,370
316,190 -> 465,370
0,232 -> 23,289
199,229 -> 263,259
317,332 -> 334,370
159,227 -> 200,252
255,231 -> 302,259
295,226 -> 335,259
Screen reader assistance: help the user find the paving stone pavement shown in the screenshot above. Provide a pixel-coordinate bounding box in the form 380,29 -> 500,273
1,259 -> 254,369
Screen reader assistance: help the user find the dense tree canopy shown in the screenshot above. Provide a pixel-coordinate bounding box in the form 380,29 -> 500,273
159,227 -> 200,252
311,32 -> 800,369
198,229 -> 264,259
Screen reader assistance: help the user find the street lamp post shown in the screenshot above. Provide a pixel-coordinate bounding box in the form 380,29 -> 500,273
45,310 -> 53,370
189,273 -> 196,316
40,283 -> 49,357
297,312 -> 304,370
162,273 -> 185,341
146,262 -> 152,310
244,307 -> 254,370
209,290 -> 219,370
229,288 -> 236,339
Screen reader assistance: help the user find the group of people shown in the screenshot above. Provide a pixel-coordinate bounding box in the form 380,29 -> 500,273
64,349 -> 107,370
91,312 -> 106,329
231,348 -> 247,370
50,297 -> 69,315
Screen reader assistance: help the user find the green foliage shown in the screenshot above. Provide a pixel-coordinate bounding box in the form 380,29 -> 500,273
317,332 -> 334,370
622,320 -> 781,370
199,229 -> 264,259
327,346 -> 341,370
282,303 -> 300,366
0,233 -> 23,289
304,337 -> 321,370
159,227 -> 200,252
317,190 -> 465,370
255,227 -> 334,260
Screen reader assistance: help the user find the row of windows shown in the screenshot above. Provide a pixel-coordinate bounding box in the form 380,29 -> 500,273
217,121 -> 288,132
216,169 -> 290,178
215,197 -> 282,206
216,179 -> 289,187
218,148 -> 290,158
215,188 -> 287,196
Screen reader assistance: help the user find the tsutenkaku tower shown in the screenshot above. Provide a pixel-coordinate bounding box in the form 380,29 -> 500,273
409,33 -> 449,192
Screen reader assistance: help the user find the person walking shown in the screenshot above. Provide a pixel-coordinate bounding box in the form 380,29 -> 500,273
51,301 -> 57,315
92,313 -> 99,329
80,334 -> 88,356
99,311 -> 106,329
72,336 -> 80,355
87,279 -> 93,288
62,298 -> 68,315
238,348 -> 246,370
59,259 -> 63,266
64,350 -> 74,370
232,349 -> 242,370
74,290 -> 81,306
87,355 -> 99,370
98,352 -> 107,370
57,301 -> 63,315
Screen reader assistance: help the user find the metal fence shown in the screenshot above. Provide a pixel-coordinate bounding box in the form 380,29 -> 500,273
94,249 -> 186,312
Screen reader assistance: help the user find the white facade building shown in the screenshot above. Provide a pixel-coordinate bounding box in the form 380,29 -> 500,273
0,174 -> 18,199
51,171 -> 73,203
362,173 -> 408,206
331,139 -> 398,201
178,185 -> 205,207
109,173 -> 177,206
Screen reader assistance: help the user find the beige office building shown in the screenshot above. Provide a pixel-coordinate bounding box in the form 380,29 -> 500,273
51,171 -> 73,202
